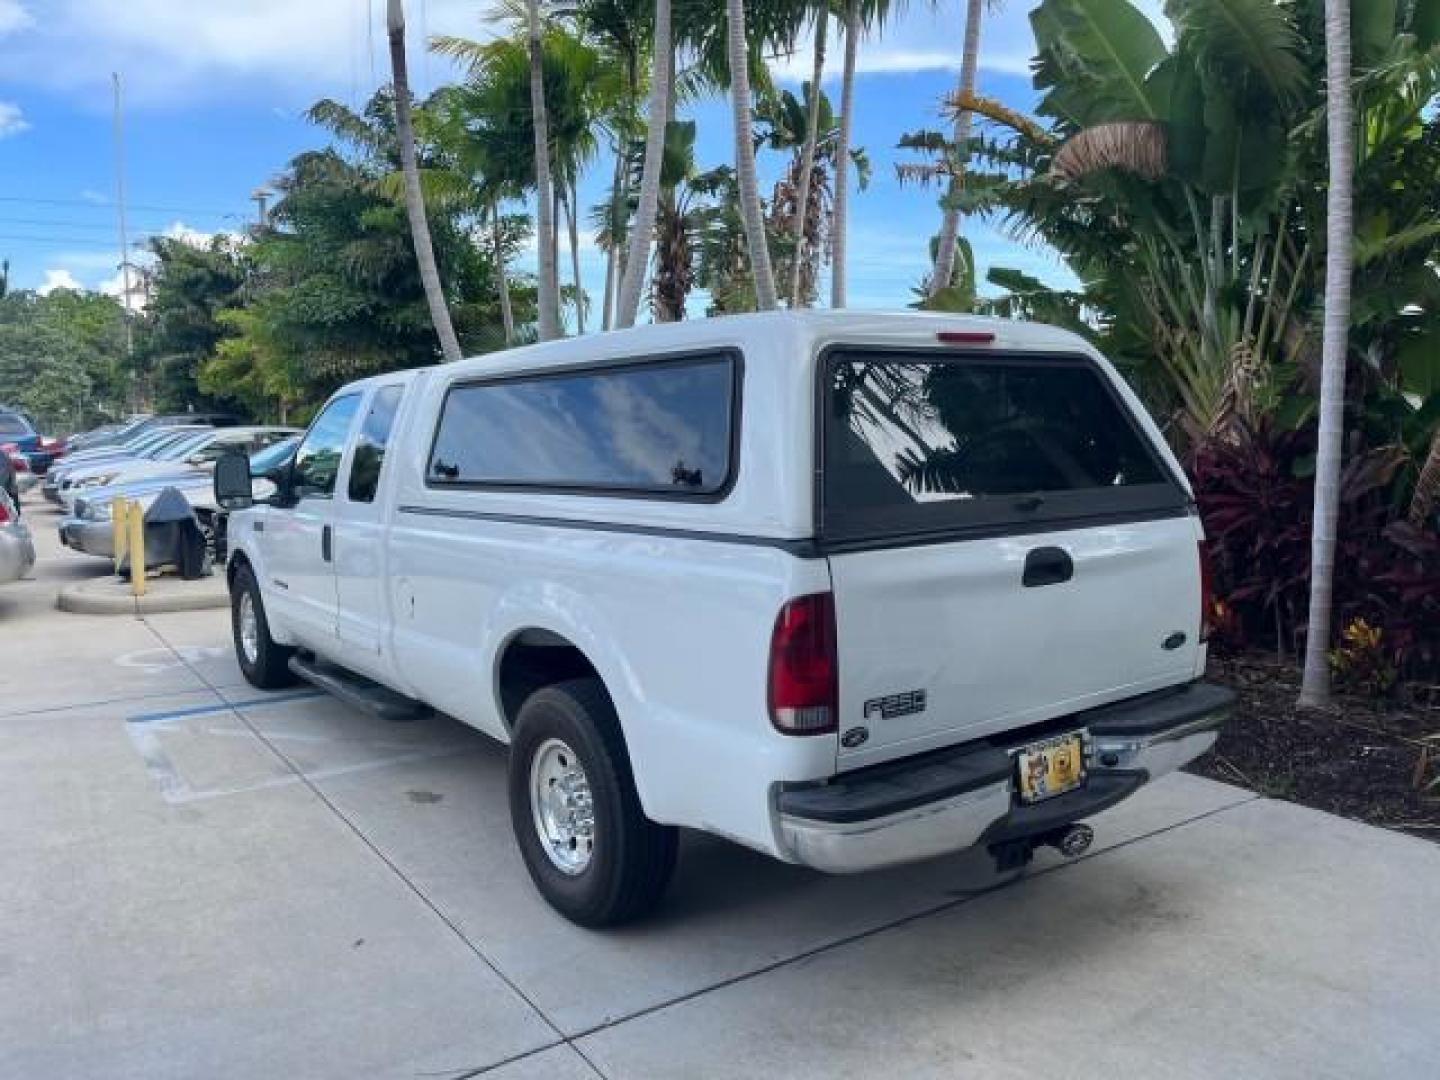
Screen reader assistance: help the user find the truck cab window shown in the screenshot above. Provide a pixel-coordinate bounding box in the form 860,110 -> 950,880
347,385 -> 404,503
292,394 -> 361,500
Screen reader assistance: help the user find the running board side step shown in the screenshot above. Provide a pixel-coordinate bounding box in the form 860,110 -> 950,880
287,655 -> 429,723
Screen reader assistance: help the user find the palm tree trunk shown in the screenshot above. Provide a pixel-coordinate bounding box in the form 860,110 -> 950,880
490,202 -> 515,345
527,0 -> 560,340
788,7 -> 827,308
386,0 -> 463,363
928,0 -> 982,297
615,0 -> 673,330
563,177 -> 585,333
1409,427 -> 1440,527
602,143 -> 624,330
727,0 -> 779,311
1299,0 -> 1355,708
831,0 -> 859,310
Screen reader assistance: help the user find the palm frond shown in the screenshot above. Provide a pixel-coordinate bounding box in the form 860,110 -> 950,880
1051,121 -> 1167,181
1178,0 -> 1306,102
939,91 -> 1053,147
306,99 -> 385,152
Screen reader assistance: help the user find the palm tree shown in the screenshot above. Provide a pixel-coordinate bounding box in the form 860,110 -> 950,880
831,0 -> 899,309
386,0 -> 463,363
831,0 -> 860,308
527,0 -> 562,340
1299,0 -> 1355,707
615,0 -> 673,329
759,84 -> 863,306
576,0 -> 652,330
726,0 -> 780,310
788,2 -> 828,306
928,0 -> 983,298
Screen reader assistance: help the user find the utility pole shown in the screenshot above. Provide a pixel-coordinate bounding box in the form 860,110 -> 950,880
112,72 -> 137,404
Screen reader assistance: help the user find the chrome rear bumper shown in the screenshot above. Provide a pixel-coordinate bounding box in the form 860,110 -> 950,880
776,681 -> 1232,874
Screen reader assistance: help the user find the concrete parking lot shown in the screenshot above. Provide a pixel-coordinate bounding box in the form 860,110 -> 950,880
3,493 -> 1438,1079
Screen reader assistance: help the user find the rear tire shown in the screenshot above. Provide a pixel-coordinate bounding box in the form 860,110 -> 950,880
230,563 -> 297,690
508,679 -> 678,927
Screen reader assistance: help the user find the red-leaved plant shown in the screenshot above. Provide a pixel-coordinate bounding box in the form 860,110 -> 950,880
1188,421 -> 1435,680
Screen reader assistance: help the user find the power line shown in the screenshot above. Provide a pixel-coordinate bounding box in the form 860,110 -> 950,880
0,194 -> 247,217
0,215 -> 175,235
0,231 -> 171,248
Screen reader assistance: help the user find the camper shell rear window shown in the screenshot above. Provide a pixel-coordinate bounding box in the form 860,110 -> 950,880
818,347 -> 1188,546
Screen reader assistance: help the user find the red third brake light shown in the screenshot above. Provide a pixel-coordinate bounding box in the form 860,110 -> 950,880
1198,541 -> 1215,643
768,593 -> 838,735
937,331 -> 996,345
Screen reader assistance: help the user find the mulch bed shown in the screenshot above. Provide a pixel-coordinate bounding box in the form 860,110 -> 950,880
1186,652 -> 1440,842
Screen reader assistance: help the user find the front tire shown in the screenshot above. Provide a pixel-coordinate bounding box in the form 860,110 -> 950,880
508,679 -> 678,927
230,563 -> 297,690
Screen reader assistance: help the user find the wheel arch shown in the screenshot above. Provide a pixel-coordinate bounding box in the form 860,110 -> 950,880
491,623 -> 659,817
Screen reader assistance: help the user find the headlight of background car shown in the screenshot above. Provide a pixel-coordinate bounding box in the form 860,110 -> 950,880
81,473 -> 118,488
81,499 -> 112,521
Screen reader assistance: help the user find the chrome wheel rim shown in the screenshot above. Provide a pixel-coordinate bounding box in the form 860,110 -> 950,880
238,591 -> 260,665
529,738 -> 595,875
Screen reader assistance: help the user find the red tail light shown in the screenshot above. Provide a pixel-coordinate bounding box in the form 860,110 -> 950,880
0,499 -> 11,524
1198,541 -> 1214,643
768,592 -> 838,735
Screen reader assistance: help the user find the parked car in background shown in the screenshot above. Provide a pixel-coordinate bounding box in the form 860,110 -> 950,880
0,487 -> 34,586
64,423 -> 124,453
0,407 -> 65,475
3,446 -> 37,498
61,436 -> 299,560
217,311 -> 1233,927
1,445 -> 17,506
57,427 -> 296,511
44,427 -> 214,504
52,412 -> 242,461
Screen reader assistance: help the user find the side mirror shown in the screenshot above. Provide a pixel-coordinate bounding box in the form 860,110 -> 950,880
213,451 -> 254,511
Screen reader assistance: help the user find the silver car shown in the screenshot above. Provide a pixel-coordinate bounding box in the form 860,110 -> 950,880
59,437 -> 298,560
0,489 -> 35,585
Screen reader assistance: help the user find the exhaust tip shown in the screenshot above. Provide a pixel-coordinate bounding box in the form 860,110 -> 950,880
1052,823 -> 1094,859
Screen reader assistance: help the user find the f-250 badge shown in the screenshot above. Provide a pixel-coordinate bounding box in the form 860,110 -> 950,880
863,689 -> 927,721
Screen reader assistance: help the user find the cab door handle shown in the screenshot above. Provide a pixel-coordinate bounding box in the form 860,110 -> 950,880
1022,546 -> 1072,587
321,524 -> 333,563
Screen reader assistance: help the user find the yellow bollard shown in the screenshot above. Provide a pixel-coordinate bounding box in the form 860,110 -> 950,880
129,501 -> 146,597
113,497 -> 129,575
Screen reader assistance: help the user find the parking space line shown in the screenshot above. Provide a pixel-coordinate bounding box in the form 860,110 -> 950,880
0,684 -> 225,721
127,689 -> 323,724
139,614 -> 609,1080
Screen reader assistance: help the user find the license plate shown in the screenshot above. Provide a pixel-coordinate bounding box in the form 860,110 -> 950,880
1016,732 -> 1086,804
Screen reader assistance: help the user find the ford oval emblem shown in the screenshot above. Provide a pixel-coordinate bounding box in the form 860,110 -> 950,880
841,726 -> 870,749
1162,631 -> 1188,651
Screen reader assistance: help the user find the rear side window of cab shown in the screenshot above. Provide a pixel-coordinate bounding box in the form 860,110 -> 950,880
425,351 -> 741,500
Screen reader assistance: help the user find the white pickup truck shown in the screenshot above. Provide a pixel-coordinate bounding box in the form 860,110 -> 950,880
215,311 -> 1232,927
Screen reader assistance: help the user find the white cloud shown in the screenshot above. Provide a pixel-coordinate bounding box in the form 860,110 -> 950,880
0,100 -> 29,138
161,220 -> 217,247
1,0 -> 1175,106
0,0 -> 32,36
0,0 -> 491,105
38,268 -> 84,294
772,1 -> 1170,82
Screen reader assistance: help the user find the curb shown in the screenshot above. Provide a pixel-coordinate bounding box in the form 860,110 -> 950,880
56,575 -> 229,616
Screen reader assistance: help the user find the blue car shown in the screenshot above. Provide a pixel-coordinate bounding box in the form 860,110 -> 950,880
0,408 -> 59,475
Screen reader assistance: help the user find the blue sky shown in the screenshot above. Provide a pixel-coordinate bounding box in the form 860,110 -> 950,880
0,1 -> 1164,310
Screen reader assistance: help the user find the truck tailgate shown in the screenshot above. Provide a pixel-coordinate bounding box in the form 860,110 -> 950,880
829,515 -> 1202,769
